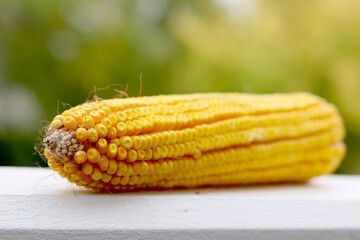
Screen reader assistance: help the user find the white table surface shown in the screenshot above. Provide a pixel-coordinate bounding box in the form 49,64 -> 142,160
0,167 -> 359,240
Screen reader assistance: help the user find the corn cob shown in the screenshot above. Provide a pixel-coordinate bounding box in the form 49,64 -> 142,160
41,92 -> 346,192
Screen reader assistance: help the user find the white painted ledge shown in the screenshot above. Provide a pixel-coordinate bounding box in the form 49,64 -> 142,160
0,167 -> 360,240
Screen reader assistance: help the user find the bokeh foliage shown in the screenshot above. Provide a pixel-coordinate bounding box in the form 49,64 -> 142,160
0,0 -> 359,173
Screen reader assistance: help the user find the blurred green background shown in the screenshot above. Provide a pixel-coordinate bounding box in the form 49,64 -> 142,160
0,0 -> 359,173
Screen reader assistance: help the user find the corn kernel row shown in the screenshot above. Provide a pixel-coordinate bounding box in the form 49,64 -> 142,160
47,126 -> 343,191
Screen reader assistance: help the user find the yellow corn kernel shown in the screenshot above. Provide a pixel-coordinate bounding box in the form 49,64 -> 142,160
44,149 -> 52,159
91,168 -> 102,181
120,176 -> 130,185
50,119 -> 63,129
88,128 -> 99,143
87,147 -> 100,163
101,118 -> 113,130
48,158 -> 62,172
75,128 -> 89,142
63,116 -> 78,131
139,162 -> 149,175
110,138 -> 120,146
71,171 -> 85,181
144,135 -> 153,149
129,176 -> 138,185
160,145 -> 169,159
107,159 -> 118,175
153,147 -> 161,159
101,173 -> 112,183
168,131 -> 177,144
96,138 -> 107,154
120,136 -> 132,150
131,136 -> 142,150
90,111 -> 101,123
144,148 -> 153,160
139,118 -> 149,133
117,112 -> 126,122
95,123 -> 108,138
122,110 -> 131,120
108,114 -> 118,126
98,155 -> 109,172
162,132 -> 171,145
107,143 -> 118,158
151,134 -> 159,148
74,150 -> 87,164
78,109 -> 86,116
137,149 -> 146,160
125,121 -> 135,135
108,127 -> 118,139
156,132 -> 165,146
72,111 -> 83,124
146,117 -> 155,132
127,149 -> 137,162
53,115 -> 64,121
168,145 -> 175,157
133,120 -> 142,135
116,162 -> 127,176
116,122 -> 127,136
132,109 -> 140,119
132,162 -> 141,175
111,177 -> 121,185
117,147 -> 127,160
62,110 -> 72,117
63,162 -> 77,173
83,115 -> 95,128
82,162 -> 94,175
101,106 -> 111,114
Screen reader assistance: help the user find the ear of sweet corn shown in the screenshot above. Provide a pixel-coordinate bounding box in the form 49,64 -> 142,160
42,92 -> 346,192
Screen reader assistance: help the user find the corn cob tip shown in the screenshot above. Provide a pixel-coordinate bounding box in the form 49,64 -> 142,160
43,127 -> 87,160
